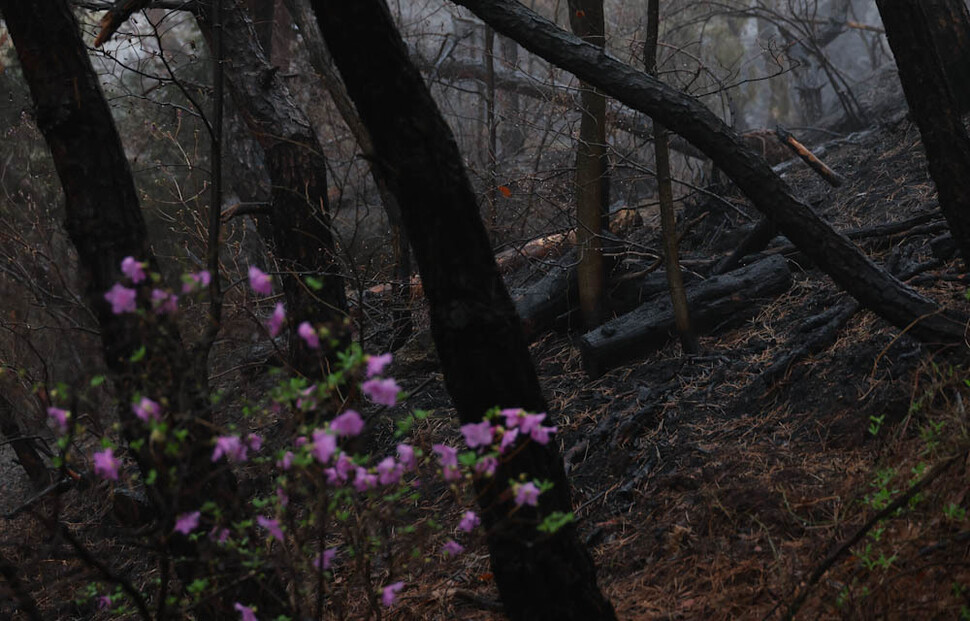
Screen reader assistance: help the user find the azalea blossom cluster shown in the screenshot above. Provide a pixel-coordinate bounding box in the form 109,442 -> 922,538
102,258 -> 278,318
80,265 -> 568,619
103,256 -> 185,315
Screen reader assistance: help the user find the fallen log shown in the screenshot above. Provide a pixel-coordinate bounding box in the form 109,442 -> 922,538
514,236 -> 626,339
580,254 -> 793,377
515,248 -> 580,339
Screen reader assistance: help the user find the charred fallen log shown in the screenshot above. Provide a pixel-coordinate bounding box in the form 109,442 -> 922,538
515,249 -> 580,340
580,254 -> 792,377
514,236 -> 626,339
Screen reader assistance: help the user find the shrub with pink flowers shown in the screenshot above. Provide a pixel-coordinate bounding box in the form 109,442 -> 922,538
44,259 -> 571,619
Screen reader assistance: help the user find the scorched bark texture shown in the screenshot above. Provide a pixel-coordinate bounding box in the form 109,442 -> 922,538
309,1 -> 617,619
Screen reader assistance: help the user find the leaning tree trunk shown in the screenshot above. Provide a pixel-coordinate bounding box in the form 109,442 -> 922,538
310,1 -> 617,619
2,2 -> 287,617
193,1 -> 349,378
568,0 -> 608,328
282,0 -> 413,349
452,0 -> 967,347
876,0 -> 970,266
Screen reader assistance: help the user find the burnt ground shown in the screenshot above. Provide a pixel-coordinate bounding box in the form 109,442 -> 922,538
4,86 -> 970,619
380,104 -> 970,618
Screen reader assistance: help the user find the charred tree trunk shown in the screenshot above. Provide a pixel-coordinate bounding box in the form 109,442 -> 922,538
0,394 -> 50,487
244,0 -> 275,55
283,0 -> 413,349
310,1 -> 617,619
876,0 -> 970,266
485,24 -> 499,222
568,0 -> 608,328
4,2 -> 285,616
910,0 -> 970,113
194,1 -> 349,378
500,36 -> 526,153
452,0 -> 967,347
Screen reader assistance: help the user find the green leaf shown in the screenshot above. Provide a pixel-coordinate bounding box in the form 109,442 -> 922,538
305,276 -> 324,291
90,375 -> 106,387
130,346 -> 147,363
537,511 -> 575,534
458,451 -> 479,467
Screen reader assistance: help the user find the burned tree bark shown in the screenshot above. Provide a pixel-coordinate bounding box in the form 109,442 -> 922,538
876,0 -> 970,266
191,2 -> 349,378
283,0 -> 413,349
310,1 -> 617,619
4,2 -> 285,616
0,394 -> 50,487
452,0 -> 967,347
95,0 -> 351,376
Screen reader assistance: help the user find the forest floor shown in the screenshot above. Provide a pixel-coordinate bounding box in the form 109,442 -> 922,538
4,79 -> 970,620
380,99 -> 970,617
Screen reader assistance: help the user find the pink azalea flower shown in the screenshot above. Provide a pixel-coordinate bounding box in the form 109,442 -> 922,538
174,511 -> 201,535
257,515 -> 284,541
298,322 -> 319,349
150,289 -> 178,314
331,410 -> 364,437
312,547 -> 337,571
361,377 -> 400,407
104,283 -> 137,314
458,510 -> 480,533
325,453 -> 355,486
234,602 -> 258,621
519,413 -> 547,435
501,408 -> 525,428
47,407 -> 69,433
381,581 -> 404,607
182,270 -> 211,293
432,444 -> 458,469
132,397 -> 161,423
121,256 -> 146,283
277,451 -> 294,470
334,453 -> 355,480
276,487 -> 288,507
530,425 -> 557,445
475,455 -> 498,477
212,436 -> 247,462
366,353 -> 393,377
514,481 -> 541,507
377,457 -> 401,486
247,434 -> 262,452
311,429 -> 336,464
460,421 -> 494,449
397,443 -> 417,471
93,448 -> 120,481
441,540 -> 464,557
324,468 -> 341,486
97,595 -> 111,610
248,266 -> 272,296
209,527 -> 230,544
353,467 -> 378,492
500,428 -> 520,453
266,302 -> 285,337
